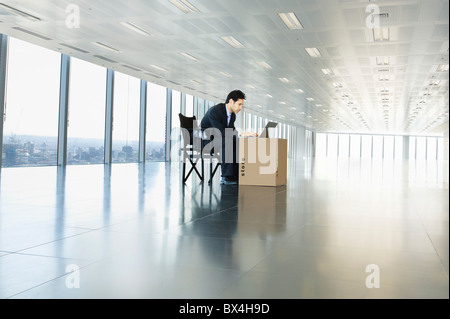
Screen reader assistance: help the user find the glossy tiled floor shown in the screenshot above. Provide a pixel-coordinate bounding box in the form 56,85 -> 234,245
0,157 -> 448,299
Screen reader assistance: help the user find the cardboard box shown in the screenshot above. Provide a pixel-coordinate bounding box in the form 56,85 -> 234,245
239,138 -> 287,187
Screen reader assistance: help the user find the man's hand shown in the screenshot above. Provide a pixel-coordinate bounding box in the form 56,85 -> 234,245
240,132 -> 258,137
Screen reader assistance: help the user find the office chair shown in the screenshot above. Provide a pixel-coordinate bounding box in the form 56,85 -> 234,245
179,113 -> 203,183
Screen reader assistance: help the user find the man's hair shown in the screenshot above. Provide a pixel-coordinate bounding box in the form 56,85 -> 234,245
226,90 -> 246,104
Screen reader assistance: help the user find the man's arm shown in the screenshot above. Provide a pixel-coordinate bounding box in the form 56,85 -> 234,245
239,131 -> 258,137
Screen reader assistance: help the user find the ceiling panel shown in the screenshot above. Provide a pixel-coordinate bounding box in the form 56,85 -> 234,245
0,0 -> 447,135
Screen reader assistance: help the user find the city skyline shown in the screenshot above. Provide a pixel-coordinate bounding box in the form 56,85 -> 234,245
2,134 -> 165,167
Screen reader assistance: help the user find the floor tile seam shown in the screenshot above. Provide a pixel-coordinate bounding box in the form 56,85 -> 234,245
232,267 -> 450,293
296,223 -> 441,235
9,229 -> 98,255
4,260 -> 99,299
282,240 -> 442,255
1,250 -> 93,263
301,222 -> 434,233
414,206 -> 450,277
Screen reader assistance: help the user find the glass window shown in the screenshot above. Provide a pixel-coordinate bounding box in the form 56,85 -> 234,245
146,82 -> 166,162
384,136 -> 394,159
427,138 -> 437,160
196,98 -> 205,120
3,37 -> 61,167
185,94 -> 193,117
338,134 -> 349,158
416,137 -> 426,160
67,57 -> 106,165
253,115 -> 259,132
327,134 -> 338,158
373,136 -> 383,159
171,90 -> 181,130
112,72 -> 140,163
350,135 -> 361,158
409,137 -> 416,159
170,90 -> 182,162
316,133 -> 327,157
437,138 -> 444,160
394,136 -> 403,159
361,135 -> 372,158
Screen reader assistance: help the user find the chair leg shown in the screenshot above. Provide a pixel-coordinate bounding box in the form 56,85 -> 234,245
209,160 -> 213,184
210,163 -> 220,184
201,157 -> 204,182
182,162 -> 187,183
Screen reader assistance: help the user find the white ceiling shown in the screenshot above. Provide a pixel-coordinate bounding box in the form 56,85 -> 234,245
0,0 -> 448,135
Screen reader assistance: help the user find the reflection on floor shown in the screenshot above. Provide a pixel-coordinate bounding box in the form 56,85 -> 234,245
0,158 -> 448,299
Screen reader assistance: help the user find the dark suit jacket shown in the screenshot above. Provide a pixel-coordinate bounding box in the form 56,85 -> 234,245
201,103 -> 239,177
200,103 -> 236,134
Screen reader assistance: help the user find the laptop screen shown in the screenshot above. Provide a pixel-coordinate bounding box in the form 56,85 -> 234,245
259,122 -> 278,138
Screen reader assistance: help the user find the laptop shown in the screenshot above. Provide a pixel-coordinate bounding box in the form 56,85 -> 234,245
259,122 -> 278,138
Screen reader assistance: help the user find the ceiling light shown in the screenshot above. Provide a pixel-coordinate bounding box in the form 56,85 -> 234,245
436,64 -> 449,72
380,88 -> 389,93
256,105 -> 262,108
306,98 -> 314,101
168,0 -> 200,14
221,36 -> 245,49
150,64 -> 168,72
321,68 -> 334,75
266,94 -> 273,98
190,79 -> 202,85
378,75 -> 389,81
279,102 -> 286,105
0,3 -> 41,21
305,47 -> 322,58
295,89 -> 304,93
120,22 -> 153,36
180,52 -> 199,61
316,104 -> 322,107
333,83 -> 343,88
279,77 -> 290,83
219,71 -> 233,78
278,12 -> 303,30
92,42 -> 120,53
373,28 -> 390,42
429,80 -> 441,86
376,56 -> 390,66
246,85 -> 256,90
256,61 -> 272,69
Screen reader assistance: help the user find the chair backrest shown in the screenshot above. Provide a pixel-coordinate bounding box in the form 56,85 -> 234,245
179,113 -> 197,146
179,113 -> 197,130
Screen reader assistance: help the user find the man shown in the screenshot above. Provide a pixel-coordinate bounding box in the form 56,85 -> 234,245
201,90 -> 257,185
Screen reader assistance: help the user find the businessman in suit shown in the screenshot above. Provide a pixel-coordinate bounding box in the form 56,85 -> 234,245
201,90 -> 257,185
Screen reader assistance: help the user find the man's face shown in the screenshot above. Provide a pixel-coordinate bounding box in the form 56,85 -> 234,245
230,99 -> 244,114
